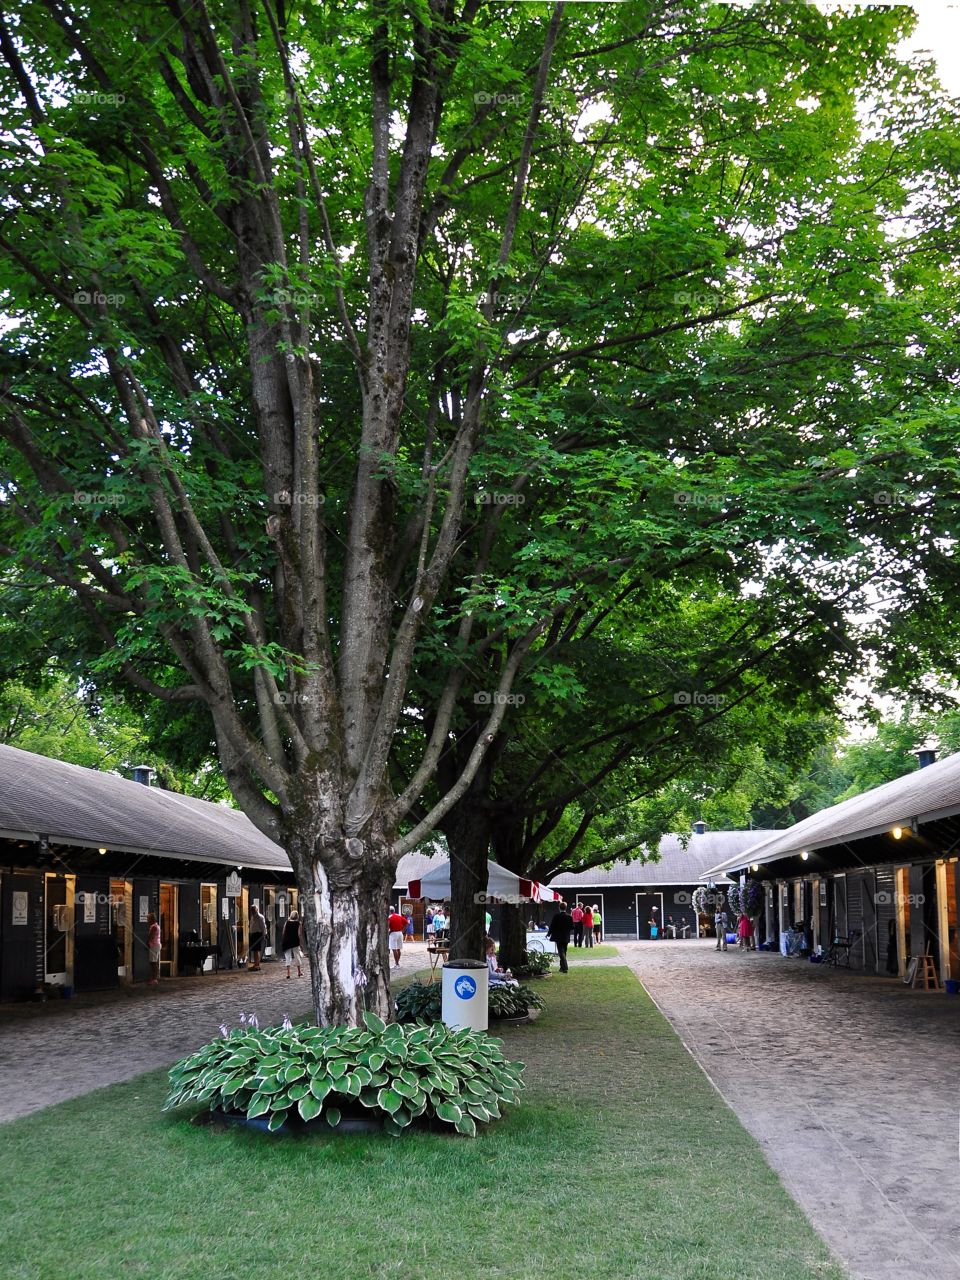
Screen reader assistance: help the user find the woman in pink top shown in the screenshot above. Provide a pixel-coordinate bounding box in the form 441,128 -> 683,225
147,912 -> 161,985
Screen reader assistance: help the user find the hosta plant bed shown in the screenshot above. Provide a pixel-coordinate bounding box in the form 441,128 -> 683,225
165,1011 -> 524,1138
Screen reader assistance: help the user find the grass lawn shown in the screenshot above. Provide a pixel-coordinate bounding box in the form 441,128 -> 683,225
568,941 -> 619,959
0,967 -> 843,1280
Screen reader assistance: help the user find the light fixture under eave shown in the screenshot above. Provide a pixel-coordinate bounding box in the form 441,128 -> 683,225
891,826 -> 904,840
800,850 -> 809,861
751,863 -> 759,872
98,847 -> 107,855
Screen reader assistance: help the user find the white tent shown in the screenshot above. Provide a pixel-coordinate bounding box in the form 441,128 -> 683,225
408,858 -> 539,901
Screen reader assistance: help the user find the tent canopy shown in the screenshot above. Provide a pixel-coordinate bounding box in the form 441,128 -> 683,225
408,858 -> 541,902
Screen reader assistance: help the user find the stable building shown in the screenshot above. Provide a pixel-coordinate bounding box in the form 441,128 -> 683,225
0,743 -> 296,1001
703,750 -> 960,984
547,825 -> 775,939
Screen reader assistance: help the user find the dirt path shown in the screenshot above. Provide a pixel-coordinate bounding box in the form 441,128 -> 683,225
619,938 -> 960,1280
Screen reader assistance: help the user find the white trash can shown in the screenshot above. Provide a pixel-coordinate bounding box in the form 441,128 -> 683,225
441,959 -> 489,1032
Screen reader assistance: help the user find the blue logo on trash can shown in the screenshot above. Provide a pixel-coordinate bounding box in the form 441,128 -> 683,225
454,975 -> 477,1000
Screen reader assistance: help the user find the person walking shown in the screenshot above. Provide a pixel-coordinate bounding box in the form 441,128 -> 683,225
592,904 -> 602,944
582,904 -> 594,948
281,909 -> 303,978
714,903 -> 729,951
247,903 -> 267,971
737,912 -> 754,951
425,907 -> 436,942
571,902 -> 584,948
432,906 -> 447,940
388,908 -> 408,969
146,912 -> 161,985
547,902 -> 574,973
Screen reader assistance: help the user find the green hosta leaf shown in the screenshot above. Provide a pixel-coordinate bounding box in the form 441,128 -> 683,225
325,1107 -> 342,1128
267,1110 -> 288,1132
366,1053 -> 386,1072
309,1077 -> 333,1102
340,1073 -> 362,1097
377,1088 -> 403,1115
466,1101 -> 491,1122
282,1063 -> 306,1084
435,1102 -> 462,1125
221,1077 -> 246,1097
297,1093 -> 323,1122
408,1049 -> 435,1067
391,1105 -> 413,1129
258,1056 -> 284,1068
362,1011 -> 386,1034
392,1078 -> 417,1099
351,1066 -> 372,1087
246,1093 -> 271,1120
287,1083 -> 309,1101
455,1114 -> 477,1137
464,1078 -> 490,1098
327,1059 -> 348,1079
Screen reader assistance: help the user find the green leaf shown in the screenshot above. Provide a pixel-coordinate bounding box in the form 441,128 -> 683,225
435,1102 -> 462,1125
455,1113 -> 477,1137
325,1107 -> 342,1128
246,1093 -> 270,1120
377,1088 -> 403,1115
309,1077 -> 333,1102
362,1010 -> 386,1034
297,1093 -> 323,1122
267,1110 -> 288,1131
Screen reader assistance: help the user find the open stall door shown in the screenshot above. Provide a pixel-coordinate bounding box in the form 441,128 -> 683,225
132,879 -> 159,983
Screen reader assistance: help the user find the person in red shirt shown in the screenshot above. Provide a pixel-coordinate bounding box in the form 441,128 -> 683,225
582,905 -> 594,948
571,902 -> 584,948
388,910 -> 408,969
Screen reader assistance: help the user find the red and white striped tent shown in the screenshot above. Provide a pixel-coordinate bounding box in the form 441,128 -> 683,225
408,858 -> 552,903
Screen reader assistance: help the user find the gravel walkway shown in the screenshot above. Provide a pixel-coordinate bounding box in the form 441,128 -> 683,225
0,941 -> 431,1124
618,938 -> 960,1280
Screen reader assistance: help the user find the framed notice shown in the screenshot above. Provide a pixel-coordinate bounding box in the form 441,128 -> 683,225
221,897 -> 229,920
203,902 -> 215,924
12,890 -> 28,926
225,871 -> 242,897
84,892 -> 97,924
139,895 -> 150,924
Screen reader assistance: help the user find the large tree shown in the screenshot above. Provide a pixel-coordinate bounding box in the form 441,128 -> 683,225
1,1 -> 959,1024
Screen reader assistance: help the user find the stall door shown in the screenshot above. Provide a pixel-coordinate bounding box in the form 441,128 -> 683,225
845,873 -> 865,968
132,878 -> 160,983
0,871 -> 44,1001
74,875 -> 117,992
874,867 -> 897,975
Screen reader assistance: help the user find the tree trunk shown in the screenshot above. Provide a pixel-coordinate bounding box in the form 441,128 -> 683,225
444,804 -> 491,962
289,834 -> 395,1027
498,902 -> 526,970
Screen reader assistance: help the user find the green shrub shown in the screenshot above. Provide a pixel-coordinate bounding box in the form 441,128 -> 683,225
488,982 -> 545,1020
164,1011 -> 524,1138
394,980 -> 442,1024
511,950 -> 555,979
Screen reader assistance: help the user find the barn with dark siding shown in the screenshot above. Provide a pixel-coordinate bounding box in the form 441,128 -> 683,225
0,743 -> 295,1001
703,751 -> 960,984
546,826 -> 775,940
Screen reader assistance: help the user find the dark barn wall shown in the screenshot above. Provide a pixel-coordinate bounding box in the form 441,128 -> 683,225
0,869 -> 44,1001
551,885 -> 698,938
